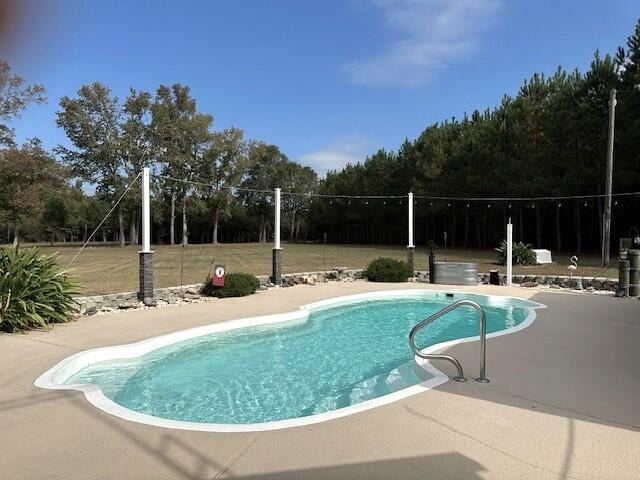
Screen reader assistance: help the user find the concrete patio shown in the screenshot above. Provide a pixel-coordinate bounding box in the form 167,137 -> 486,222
1,282 -> 639,480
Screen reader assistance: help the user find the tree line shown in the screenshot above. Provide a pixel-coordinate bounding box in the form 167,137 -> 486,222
0,73 -> 317,246
310,20 -> 640,254
1,19 -> 639,253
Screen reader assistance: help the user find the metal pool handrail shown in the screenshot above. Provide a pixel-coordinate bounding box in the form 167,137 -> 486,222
408,299 -> 489,383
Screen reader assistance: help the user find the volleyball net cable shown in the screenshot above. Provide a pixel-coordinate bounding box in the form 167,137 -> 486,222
65,171 -> 142,269
154,174 -> 640,203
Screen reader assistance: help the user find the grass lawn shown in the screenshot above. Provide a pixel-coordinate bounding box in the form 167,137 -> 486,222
26,242 -> 618,295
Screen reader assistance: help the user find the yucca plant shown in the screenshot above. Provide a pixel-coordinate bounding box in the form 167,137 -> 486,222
495,240 -> 537,266
0,242 -> 79,332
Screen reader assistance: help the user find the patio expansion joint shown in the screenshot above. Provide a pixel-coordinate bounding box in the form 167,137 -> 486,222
3,334 -> 82,352
472,383 -> 640,431
404,405 -> 582,480
211,432 -> 262,480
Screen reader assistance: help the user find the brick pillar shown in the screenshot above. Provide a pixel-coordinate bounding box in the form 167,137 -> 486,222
138,251 -> 154,301
407,246 -> 415,276
272,248 -> 282,285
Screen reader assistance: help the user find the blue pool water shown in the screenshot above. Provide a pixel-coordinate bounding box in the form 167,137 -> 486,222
66,293 -> 535,425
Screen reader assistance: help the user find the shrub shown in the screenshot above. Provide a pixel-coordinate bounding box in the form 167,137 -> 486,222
0,242 -> 79,332
364,257 -> 412,282
495,240 -> 537,266
201,272 -> 260,298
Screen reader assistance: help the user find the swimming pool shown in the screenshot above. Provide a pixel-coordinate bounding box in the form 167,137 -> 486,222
35,290 -> 544,432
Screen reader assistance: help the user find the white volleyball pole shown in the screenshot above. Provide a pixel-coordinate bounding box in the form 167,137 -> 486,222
139,167 -> 153,301
272,187 -> 282,284
274,187 -> 281,250
408,192 -> 414,248
141,167 -> 151,253
407,192 -> 415,274
506,218 -> 513,286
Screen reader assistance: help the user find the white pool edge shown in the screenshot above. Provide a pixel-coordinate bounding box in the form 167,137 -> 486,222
34,289 -> 546,433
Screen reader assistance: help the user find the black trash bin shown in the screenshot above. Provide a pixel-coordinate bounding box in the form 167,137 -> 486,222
489,270 -> 500,285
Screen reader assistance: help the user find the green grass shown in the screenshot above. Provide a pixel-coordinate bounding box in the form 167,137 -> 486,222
23,243 -> 618,295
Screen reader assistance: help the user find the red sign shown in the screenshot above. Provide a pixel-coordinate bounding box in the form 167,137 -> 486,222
211,265 -> 225,287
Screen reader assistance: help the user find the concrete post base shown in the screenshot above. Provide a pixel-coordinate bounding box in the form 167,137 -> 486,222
272,248 -> 282,285
407,246 -> 415,276
138,251 -> 154,301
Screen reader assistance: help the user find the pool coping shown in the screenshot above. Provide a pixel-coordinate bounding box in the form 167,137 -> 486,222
34,289 -> 546,433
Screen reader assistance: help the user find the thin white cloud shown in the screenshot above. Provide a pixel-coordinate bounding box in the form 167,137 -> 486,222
342,0 -> 502,87
299,150 -> 363,176
299,139 -> 370,175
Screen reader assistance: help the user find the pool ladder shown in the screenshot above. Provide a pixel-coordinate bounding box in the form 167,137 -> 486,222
408,299 -> 489,383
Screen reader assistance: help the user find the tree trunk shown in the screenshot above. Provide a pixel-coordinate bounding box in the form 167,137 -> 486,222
464,210 -> 469,247
597,200 -> 603,254
259,215 -> 266,243
170,193 -> 176,246
130,211 -> 138,246
518,208 -> 524,243
118,208 -> 126,246
212,206 -> 220,244
451,207 -> 457,247
261,219 -> 268,244
555,205 -> 562,252
290,209 -> 297,241
84,224 -> 88,242
102,229 -> 107,243
296,217 -> 302,240
535,207 -> 542,247
575,199 -> 582,254
424,215 -> 429,247
182,195 -> 188,246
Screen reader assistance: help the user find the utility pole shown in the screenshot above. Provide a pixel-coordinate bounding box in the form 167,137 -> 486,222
602,89 -> 616,267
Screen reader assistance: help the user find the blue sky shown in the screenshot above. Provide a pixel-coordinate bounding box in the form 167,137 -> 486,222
5,0 -> 639,175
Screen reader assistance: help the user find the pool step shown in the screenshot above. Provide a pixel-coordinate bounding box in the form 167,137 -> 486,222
348,362 -> 431,404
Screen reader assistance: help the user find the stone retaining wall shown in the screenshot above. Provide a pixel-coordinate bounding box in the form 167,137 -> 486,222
74,267 -> 619,316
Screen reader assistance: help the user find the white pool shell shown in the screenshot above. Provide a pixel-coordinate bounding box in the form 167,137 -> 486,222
35,289 -> 546,433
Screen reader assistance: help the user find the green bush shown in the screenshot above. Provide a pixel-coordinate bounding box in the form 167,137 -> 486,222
201,272 -> 260,298
495,240 -> 537,266
365,257 -> 412,282
0,242 -> 79,332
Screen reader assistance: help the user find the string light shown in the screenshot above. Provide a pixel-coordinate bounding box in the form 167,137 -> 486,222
152,174 -> 640,204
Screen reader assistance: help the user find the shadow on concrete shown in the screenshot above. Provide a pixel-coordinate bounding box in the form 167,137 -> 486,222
214,453 -> 487,480
0,389 -> 76,413
427,291 -> 640,433
67,394 -> 227,480
404,405 -> 577,480
60,395 -> 487,480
